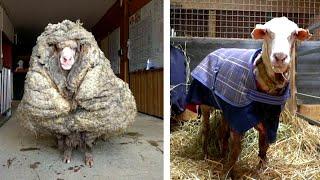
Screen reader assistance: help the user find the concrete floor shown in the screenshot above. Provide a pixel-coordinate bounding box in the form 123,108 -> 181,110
0,103 -> 163,180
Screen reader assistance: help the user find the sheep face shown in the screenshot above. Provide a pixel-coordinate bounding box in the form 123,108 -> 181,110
251,17 -> 311,74
59,47 -> 76,70
56,40 -> 78,71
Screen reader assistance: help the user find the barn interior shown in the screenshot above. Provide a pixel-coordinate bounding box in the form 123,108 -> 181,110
0,0 -> 163,179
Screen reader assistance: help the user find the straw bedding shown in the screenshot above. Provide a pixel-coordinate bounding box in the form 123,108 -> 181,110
171,109 -> 320,179
16,20 -> 136,138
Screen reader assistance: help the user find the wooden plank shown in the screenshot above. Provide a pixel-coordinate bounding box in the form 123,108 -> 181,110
298,104 -> 320,122
134,73 -> 139,111
129,69 -> 163,118
297,112 -> 320,126
151,71 -> 157,116
141,71 -> 147,113
146,71 -> 152,115
158,70 -> 162,117
156,71 -> 160,116
120,0 -> 129,83
137,72 -> 141,112
152,71 -> 157,116
159,70 -> 164,117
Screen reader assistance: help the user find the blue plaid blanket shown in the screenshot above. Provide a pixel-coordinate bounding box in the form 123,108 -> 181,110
188,48 -> 290,143
191,48 -> 290,107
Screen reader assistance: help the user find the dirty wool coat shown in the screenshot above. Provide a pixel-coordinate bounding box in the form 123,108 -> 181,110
16,20 -> 137,138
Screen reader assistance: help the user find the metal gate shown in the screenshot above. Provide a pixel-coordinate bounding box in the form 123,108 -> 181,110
0,67 -> 12,116
171,0 -> 320,40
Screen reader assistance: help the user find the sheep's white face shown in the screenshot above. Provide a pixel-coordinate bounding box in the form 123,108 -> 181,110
59,47 -> 76,70
251,17 -> 311,74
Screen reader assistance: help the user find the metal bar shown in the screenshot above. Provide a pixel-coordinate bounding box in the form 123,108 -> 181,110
308,21 -> 320,33
1,70 -> 3,114
296,112 -> 320,126
4,69 -> 7,113
6,69 -> 9,112
296,72 -> 320,75
0,68 -> 12,115
0,72 -> 2,113
297,47 -> 320,57
296,92 -> 320,100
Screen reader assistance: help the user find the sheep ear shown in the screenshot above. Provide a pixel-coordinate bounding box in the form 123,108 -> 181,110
296,28 -> 312,41
251,24 -> 266,39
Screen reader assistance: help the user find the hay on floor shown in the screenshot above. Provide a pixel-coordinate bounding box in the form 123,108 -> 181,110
170,109 -> 320,179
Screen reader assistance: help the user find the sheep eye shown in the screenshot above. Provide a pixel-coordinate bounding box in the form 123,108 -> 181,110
78,45 -> 83,52
289,32 -> 297,39
266,29 -> 275,38
293,32 -> 298,37
54,45 -> 59,51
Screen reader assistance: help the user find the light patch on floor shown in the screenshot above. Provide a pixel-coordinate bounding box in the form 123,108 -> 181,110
0,103 -> 163,179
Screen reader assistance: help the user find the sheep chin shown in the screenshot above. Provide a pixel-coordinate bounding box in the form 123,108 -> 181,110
61,64 -> 72,70
271,65 -> 287,74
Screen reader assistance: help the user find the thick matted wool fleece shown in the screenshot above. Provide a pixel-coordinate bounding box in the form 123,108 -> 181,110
16,20 -> 137,138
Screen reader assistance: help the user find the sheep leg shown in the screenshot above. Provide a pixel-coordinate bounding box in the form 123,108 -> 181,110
82,133 -> 95,167
218,118 -> 230,159
84,144 -> 93,167
224,130 -> 242,179
200,105 -> 211,159
255,122 -> 269,169
56,135 -> 64,151
63,146 -> 72,163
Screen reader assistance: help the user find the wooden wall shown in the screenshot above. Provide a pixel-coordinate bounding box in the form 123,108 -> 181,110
2,43 -> 12,69
129,68 -> 163,118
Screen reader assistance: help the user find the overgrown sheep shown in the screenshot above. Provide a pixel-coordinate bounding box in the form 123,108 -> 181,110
16,20 -> 137,167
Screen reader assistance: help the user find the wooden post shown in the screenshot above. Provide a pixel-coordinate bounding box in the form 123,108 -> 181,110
120,0 -> 129,83
288,46 -> 297,114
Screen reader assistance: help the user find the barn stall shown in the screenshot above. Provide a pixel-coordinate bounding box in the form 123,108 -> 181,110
0,0 -> 163,179
170,0 -> 320,179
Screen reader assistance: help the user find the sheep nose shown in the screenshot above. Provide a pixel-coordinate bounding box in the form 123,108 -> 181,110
273,53 -> 287,63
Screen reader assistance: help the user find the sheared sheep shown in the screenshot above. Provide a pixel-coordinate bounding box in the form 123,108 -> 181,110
16,20 -> 137,167
186,17 -> 311,178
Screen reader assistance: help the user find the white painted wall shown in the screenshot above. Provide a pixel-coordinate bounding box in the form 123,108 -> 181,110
128,0 -> 163,72
101,28 -> 120,75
